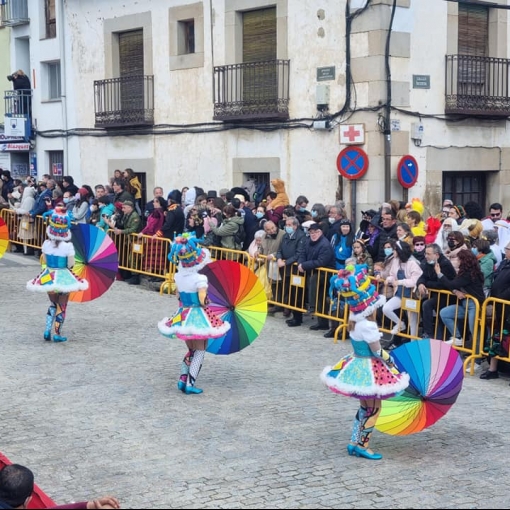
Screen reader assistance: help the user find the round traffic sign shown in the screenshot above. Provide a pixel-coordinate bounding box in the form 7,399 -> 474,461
397,155 -> 419,189
336,147 -> 369,180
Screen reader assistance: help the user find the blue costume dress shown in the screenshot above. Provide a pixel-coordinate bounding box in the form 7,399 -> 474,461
158,272 -> 230,341
321,320 -> 409,399
27,242 -> 88,294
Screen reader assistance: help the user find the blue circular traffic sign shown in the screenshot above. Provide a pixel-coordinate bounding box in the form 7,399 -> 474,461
336,147 -> 369,180
397,155 -> 419,189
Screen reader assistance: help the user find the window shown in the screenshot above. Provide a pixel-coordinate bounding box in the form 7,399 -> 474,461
48,150 -> 64,177
443,172 -> 486,212
45,0 -> 56,38
46,62 -> 61,100
178,19 -> 195,54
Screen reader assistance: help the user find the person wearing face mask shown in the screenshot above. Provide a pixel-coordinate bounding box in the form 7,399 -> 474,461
411,235 -> 426,263
309,203 -> 329,235
434,217 -> 459,252
416,243 -> 456,339
276,217 -> 307,322
293,195 -> 311,224
88,199 -> 101,226
327,205 -> 346,241
444,231 -> 469,274
330,219 -> 355,270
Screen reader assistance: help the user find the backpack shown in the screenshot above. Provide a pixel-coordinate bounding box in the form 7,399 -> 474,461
234,222 -> 246,249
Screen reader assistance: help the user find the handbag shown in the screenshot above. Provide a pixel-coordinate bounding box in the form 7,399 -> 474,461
394,268 -> 413,299
255,265 -> 272,300
268,260 -> 281,282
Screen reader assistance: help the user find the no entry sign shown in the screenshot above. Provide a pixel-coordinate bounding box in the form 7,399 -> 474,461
397,155 -> 419,188
336,147 -> 369,180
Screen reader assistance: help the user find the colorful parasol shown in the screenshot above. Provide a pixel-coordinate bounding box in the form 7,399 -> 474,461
69,224 -> 118,302
0,452 -> 56,508
199,260 -> 267,354
0,217 -> 9,259
375,338 -> 464,436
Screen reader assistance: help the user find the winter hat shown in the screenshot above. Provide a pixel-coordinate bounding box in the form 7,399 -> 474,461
167,189 -> 182,204
168,233 -> 211,271
46,206 -> 72,241
332,267 -> 386,322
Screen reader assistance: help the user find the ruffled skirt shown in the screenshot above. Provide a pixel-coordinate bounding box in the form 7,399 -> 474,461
27,267 -> 89,293
158,305 -> 231,341
321,353 -> 409,400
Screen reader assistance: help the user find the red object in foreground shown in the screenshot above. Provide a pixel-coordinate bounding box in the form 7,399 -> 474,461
0,452 -> 56,508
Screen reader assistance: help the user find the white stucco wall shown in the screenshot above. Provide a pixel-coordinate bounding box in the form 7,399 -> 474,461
0,27 -> 10,119
7,0 -> 510,215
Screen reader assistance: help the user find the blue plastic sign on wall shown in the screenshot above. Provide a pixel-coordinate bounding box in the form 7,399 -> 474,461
397,155 -> 419,189
336,147 -> 369,180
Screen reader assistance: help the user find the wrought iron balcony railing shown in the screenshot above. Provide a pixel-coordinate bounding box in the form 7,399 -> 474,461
94,75 -> 154,128
213,60 -> 290,121
445,54 -> 510,116
0,0 -> 29,26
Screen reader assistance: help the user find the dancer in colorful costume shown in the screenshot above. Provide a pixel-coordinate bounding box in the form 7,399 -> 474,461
321,265 -> 409,460
26,206 -> 88,342
158,234 -> 231,394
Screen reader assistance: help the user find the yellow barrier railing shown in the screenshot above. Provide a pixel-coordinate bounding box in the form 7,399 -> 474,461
1,206 -> 501,373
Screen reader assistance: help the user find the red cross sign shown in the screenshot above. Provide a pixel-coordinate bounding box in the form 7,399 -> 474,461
339,124 -> 365,145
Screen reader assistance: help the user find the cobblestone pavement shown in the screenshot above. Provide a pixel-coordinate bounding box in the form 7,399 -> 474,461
1,251 -> 509,509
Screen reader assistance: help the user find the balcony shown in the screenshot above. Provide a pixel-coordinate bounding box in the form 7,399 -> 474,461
94,75 -> 154,129
0,0 -> 29,26
213,60 -> 290,121
445,54 -> 510,117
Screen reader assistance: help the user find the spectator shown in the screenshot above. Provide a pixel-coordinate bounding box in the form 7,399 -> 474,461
416,243 -> 457,339
113,200 -> 142,285
380,240 -> 423,337
297,222 -> 335,331
482,229 -> 503,269
72,188 -> 90,224
352,238 -> 374,275
444,231 -> 469,273
95,196 -> 116,232
247,229 -> 266,266
88,199 -> 101,227
448,205 -> 465,226
435,217 -> 458,253
123,168 -> 142,213
143,186 -> 164,219
437,249 -> 485,347
330,219 -> 354,269
396,222 -> 414,245
260,220 -> 286,313
293,195 -> 311,225
94,184 -> 107,199
481,202 -> 504,233
310,203 -> 329,235
112,178 -> 134,208
62,176 -> 79,196
472,238 -> 497,297
412,235 -> 426,263
204,204 -> 243,251
1,170 -> 15,203
157,190 -> 185,242
13,185 -> 37,255
0,463 -> 120,509
327,205 -> 346,240
374,207 -> 398,263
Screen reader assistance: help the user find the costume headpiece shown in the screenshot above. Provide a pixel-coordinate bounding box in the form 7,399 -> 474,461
168,233 -> 210,270
47,206 -> 72,241
331,266 -> 386,322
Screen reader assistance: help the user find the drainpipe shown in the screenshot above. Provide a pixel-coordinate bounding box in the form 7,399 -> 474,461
59,0 -> 69,175
383,0 -> 397,201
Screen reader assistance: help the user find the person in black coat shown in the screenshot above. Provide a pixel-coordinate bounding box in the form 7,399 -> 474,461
297,223 -> 335,330
158,189 -> 185,241
276,217 -> 307,324
374,208 -> 398,263
8,69 -> 31,117
416,243 -> 457,338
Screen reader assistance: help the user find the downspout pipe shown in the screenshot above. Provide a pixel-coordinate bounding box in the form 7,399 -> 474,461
58,0 -> 69,175
384,0 -> 397,201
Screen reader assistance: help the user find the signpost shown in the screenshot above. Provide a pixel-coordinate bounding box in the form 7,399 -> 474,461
397,155 -> 419,202
337,147 -> 369,224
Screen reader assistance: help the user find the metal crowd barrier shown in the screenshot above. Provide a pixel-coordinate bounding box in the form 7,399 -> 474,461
1,205 -> 503,374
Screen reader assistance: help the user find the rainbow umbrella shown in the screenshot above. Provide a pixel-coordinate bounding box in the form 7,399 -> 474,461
0,217 -> 9,259
69,224 -> 118,302
375,338 -> 464,436
199,260 -> 267,354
